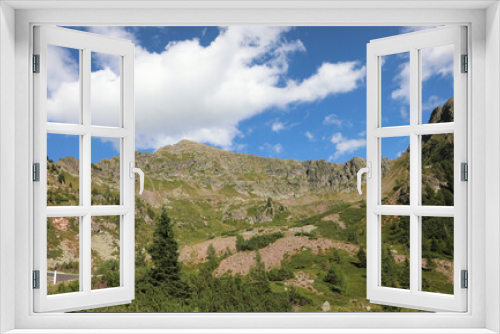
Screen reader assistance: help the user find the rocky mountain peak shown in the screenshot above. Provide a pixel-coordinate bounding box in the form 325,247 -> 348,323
428,97 -> 454,124
56,156 -> 79,175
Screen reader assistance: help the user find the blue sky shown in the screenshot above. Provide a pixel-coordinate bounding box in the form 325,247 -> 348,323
47,26 -> 454,164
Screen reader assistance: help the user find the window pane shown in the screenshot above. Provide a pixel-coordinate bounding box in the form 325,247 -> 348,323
421,133 -> 454,206
47,217 -> 80,295
381,137 -> 410,205
47,134 -> 80,206
91,52 -> 121,127
420,45 -> 454,125
421,217 -> 454,294
381,215 -> 410,290
91,137 -> 121,206
381,52 -> 410,127
47,45 -> 80,124
91,216 -> 121,290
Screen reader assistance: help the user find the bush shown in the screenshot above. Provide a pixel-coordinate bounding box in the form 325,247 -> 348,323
267,267 -> 294,281
236,232 -> 284,251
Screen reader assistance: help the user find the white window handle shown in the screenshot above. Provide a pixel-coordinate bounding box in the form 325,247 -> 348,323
129,162 -> 145,195
357,162 -> 371,195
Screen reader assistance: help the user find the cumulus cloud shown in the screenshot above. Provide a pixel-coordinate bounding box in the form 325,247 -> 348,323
260,143 -> 283,155
305,131 -> 314,141
399,106 -> 409,121
87,26 -> 138,41
422,95 -> 447,111
271,120 -> 285,132
269,118 -> 298,133
46,45 -> 79,98
323,113 -> 352,128
47,26 -> 366,150
329,132 -> 366,160
392,44 -> 454,103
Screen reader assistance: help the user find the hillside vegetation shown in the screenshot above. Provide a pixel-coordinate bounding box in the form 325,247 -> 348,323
47,98 -> 456,311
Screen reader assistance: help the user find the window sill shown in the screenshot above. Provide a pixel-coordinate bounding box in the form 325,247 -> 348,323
4,329 -> 498,334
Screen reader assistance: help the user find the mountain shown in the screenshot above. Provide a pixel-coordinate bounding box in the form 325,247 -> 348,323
136,140 -> 375,199
46,97 -> 456,311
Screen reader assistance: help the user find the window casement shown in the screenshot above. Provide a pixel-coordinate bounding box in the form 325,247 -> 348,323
33,26 -> 140,312
363,26 -> 467,312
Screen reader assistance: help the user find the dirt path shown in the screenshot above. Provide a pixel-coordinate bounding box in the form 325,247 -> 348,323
213,236 -> 359,276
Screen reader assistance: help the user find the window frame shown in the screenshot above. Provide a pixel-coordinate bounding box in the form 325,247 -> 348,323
2,2 -> 496,333
366,26 -> 468,312
33,25 -> 136,312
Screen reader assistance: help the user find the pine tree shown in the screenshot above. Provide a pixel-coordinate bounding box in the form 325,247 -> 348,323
332,249 -> 341,264
324,264 -> 347,295
147,207 -> 189,298
205,243 -> 218,272
381,246 -> 397,288
399,257 -> 410,289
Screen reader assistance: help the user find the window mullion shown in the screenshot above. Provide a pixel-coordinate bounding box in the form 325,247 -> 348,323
81,47 -> 92,295
409,46 -> 420,295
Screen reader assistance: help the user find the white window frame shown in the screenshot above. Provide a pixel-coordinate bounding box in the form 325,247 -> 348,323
33,26 -> 136,312
366,26 -> 467,312
1,1 -> 499,333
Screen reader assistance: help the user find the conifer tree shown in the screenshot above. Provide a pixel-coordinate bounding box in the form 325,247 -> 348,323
400,257 -> 410,289
324,264 -> 347,295
147,207 -> 190,298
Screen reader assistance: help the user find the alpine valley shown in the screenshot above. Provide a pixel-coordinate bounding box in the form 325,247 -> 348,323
46,98 -> 456,312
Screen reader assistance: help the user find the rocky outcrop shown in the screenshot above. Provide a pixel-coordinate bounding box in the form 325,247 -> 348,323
134,140 -> 373,201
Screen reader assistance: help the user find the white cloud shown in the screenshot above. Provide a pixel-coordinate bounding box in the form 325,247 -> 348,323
422,95 -> 447,111
392,44 -> 453,103
47,26 -> 366,151
269,119 -> 298,133
324,114 -> 343,127
46,45 -> 79,97
305,131 -> 314,141
323,113 -> 352,127
330,132 -> 344,144
260,143 -> 283,155
329,132 -> 366,160
87,26 -> 138,41
399,106 -> 409,121
271,120 -> 285,132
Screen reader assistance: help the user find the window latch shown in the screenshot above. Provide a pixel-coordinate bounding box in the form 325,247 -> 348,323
129,162 -> 144,195
357,162 -> 372,195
